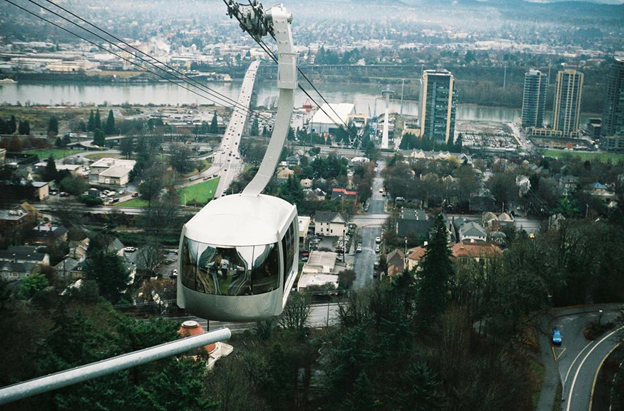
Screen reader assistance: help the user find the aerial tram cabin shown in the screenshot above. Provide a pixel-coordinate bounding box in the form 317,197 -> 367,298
178,2 -> 299,321
178,195 -> 298,321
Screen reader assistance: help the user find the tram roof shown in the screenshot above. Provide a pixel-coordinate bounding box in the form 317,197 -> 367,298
184,194 -> 296,246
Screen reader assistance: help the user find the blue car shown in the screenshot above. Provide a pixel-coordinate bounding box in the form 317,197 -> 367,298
552,328 -> 562,345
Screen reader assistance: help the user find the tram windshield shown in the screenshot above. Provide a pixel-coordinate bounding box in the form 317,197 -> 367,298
181,237 -> 280,296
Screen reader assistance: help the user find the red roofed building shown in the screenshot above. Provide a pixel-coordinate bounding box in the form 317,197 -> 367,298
331,188 -> 358,203
451,241 -> 502,264
407,246 -> 427,271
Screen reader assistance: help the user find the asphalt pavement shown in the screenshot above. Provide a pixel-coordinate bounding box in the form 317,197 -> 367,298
536,305 -> 624,411
352,160 -> 387,289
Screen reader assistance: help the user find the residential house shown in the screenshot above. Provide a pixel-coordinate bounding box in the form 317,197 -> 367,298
406,246 -> 427,271
387,249 -> 405,277
586,182 -> 616,204
331,188 -> 357,203
314,211 -> 348,237
68,238 -> 90,261
304,188 -> 326,201
298,216 -> 311,249
451,241 -> 502,264
285,156 -> 300,168
0,180 -> 49,201
396,208 -> 434,240
300,178 -> 313,188
0,206 -> 36,229
276,167 -> 295,184
0,246 -> 50,281
559,175 -> 579,196
31,223 -> 68,246
54,257 -> 85,280
458,222 -> 488,243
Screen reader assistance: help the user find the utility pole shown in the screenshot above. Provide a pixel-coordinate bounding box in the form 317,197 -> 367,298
400,79 -> 405,116
503,64 -> 507,91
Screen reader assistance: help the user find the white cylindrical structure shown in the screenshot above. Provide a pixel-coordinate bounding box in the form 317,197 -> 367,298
0,328 -> 231,406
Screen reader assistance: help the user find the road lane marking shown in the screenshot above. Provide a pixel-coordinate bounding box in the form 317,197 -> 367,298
566,326 -> 624,411
589,342 -> 621,411
566,339 -> 596,384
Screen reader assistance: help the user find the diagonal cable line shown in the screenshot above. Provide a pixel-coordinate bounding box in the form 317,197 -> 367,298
257,37 -> 360,141
222,0 -> 360,142
3,0 -> 254,116
36,0 -> 273,124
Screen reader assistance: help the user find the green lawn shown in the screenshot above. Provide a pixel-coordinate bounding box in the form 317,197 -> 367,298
179,178 -> 220,205
543,149 -> 624,163
114,177 -> 220,208
114,198 -> 148,209
26,148 -> 85,160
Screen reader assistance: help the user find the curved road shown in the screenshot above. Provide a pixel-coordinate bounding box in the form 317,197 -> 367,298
538,305 -> 624,411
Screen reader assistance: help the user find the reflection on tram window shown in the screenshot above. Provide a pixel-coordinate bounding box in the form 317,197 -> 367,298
281,221 -> 296,289
182,238 -> 281,296
181,238 -> 198,290
251,243 -> 280,294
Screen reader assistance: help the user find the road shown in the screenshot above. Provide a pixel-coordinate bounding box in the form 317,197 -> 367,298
165,302 -> 341,333
536,305 -> 624,411
352,160 -> 387,289
209,60 -> 260,197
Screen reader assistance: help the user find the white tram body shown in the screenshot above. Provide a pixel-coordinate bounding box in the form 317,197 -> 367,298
177,194 -> 299,321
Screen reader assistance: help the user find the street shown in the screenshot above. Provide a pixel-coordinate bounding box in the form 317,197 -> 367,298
165,302 -> 341,333
352,160 -> 388,289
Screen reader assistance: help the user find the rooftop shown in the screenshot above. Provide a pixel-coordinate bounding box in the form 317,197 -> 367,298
311,103 -> 355,126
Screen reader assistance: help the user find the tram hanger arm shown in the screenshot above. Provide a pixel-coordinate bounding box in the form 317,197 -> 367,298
242,4 -> 297,197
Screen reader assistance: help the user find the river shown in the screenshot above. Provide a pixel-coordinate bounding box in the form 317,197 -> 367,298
0,80 -> 595,125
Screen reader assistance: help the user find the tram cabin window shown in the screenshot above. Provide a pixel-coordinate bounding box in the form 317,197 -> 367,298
181,237 -> 280,296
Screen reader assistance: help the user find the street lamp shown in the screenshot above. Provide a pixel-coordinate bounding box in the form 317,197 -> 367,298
598,309 -> 603,326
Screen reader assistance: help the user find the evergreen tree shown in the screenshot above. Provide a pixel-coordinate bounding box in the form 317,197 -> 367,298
93,128 -> 105,147
119,136 -> 134,158
0,118 -> 6,134
105,109 -> 116,135
8,115 -> 17,134
250,117 -> 259,136
18,120 -> 30,135
415,214 -> 454,326
48,116 -> 59,135
94,109 -> 102,130
54,137 -> 63,148
84,250 -> 130,303
209,111 -> 219,133
87,110 -> 95,132
44,155 -> 58,182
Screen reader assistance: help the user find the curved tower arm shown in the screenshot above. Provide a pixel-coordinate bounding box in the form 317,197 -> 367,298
242,5 -> 296,197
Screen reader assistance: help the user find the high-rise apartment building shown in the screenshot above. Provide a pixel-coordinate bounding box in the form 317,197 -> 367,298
521,69 -> 548,130
601,58 -> 624,149
553,69 -> 584,138
419,69 -> 456,145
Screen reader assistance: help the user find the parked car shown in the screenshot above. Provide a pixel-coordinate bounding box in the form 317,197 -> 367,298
356,244 -> 362,253
552,328 -> 562,345
375,244 -> 380,253
375,236 -> 381,244
60,192 -> 69,197
132,192 -> 139,197
50,190 -> 58,195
